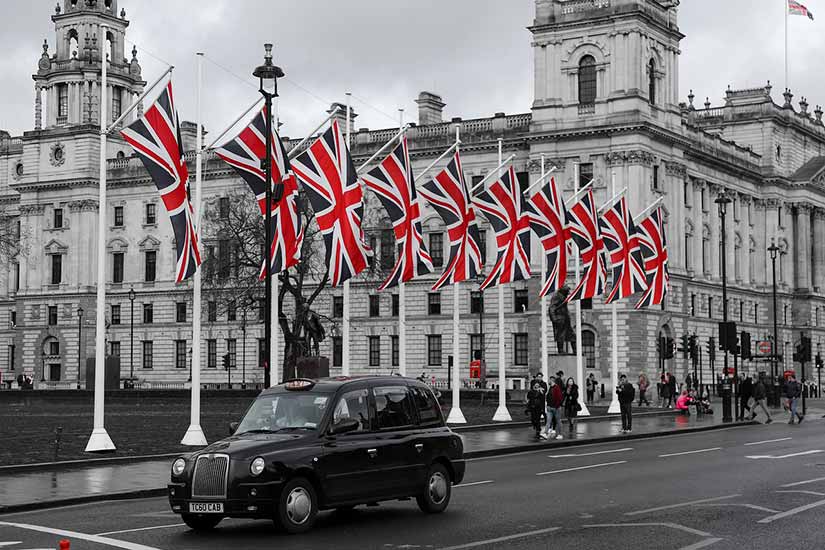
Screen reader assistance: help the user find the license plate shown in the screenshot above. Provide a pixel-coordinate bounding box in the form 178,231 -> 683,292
188,502 -> 224,514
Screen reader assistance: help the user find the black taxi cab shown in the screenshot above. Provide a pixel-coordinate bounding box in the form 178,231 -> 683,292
168,376 -> 465,533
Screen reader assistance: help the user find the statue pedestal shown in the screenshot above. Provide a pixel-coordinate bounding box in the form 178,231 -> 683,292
547,354 -> 577,382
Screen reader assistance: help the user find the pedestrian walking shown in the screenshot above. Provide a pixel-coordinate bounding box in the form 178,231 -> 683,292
784,373 -> 804,425
748,375 -> 773,424
739,374 -> 753,421
660,373 -> 672,408
586,373 -> 597,404
526,381 -> 545,439
562,377 -> 580,432
668,372 -> 678,405
617,374 -> 635,433
530,372 -> 548,424
542,376 -> 564,440
638,373 -> 650,406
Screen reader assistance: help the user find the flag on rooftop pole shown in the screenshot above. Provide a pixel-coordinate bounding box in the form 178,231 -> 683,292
634,206 -> 670,309
121,80 -> 202,282
527,174 -> 570,297
564,188 -> 607,302
789,0 -> 814,20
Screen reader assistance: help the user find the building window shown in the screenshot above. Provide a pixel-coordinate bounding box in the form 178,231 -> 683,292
8,344 -> 14,371
428,293 -> 441,315
13,262 -> 19,291
51,254 -> 62,285
142,341 -> 153,369
176,302 -> 186,323
48,305 -> 58,326
226,300 -> 236,321
207,339 -> 217,368
368,336 -> 381,367
380,229 -> 395,270
708,297 -> 713,319
391,294 -> 399,317
10,311 -> 16,327
110,341 -> 120,357
218,240 -> 230,280
391,335 -> 399,366
49,341 -> 60,355
369,295 -> 380,317
578,55 -> 597,105
582,330 -> 596,369
514,333 -> 529,366
685,233 -> 693,272
111,304 -> 121,325
207,301 -> 217,322
258,299 -> 265,321
58,84 -> 68,119
175,340 -> 187,369
754,304 -> 759,324
53,208 -> 64,229
226,339 -> 237,368
113,206 -> 124,227
784,304 -> 788,325
778,206 -> 783,228
739,301 -> 744,323
430,232 -> 444,268
332,296 -> 344,318
478,229 -> 487,265
470,291 -> 484,314
648,59 -> 656,104
427,335 -> 443,366
219,197 -> 230,219
684,181 -> 690,206
332,336 -> 342,367
579,162 -> 594,188
702,235 -> 709,274
690,294 -> 696,316
652,165 -> 660,190
112,252 -> 124,283
470,334 -> 484,361
143,303 -> 153,324
701,188 -> 707,211
145,203 -> 157,225
144,251 -> 156,282
514,289 -> 529,313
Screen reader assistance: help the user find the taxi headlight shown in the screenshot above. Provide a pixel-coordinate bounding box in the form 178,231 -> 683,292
172,458 -> 186,476
250,457 -> 266,477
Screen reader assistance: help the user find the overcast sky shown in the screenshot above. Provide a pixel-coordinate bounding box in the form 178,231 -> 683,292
1,0 -> 822,139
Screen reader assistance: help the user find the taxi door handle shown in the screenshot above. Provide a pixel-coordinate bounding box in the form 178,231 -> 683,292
415,443 -> 424,453
367,448 -> 378,458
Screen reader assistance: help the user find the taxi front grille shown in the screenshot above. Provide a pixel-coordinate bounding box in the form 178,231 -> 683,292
192,454 -> 229,499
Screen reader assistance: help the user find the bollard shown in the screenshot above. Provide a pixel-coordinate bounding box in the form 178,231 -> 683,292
59,539 -> 70,550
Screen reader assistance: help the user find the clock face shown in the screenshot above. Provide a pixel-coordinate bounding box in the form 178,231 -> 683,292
15,163 -> 23,176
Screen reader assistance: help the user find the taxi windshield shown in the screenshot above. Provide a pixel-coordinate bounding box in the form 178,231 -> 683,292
236,392 -> 329,434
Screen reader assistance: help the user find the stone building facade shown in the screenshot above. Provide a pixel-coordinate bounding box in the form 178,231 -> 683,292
2,0 -> 825,390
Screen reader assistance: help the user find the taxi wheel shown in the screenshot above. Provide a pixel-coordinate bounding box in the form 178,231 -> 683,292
181,513 -> 223,531
275,477 -> 318,534
416,463 -> 451,514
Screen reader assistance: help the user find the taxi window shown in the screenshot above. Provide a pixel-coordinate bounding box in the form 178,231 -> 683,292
332,389 -> 371,432
411,386 -> 442,426
373,385 -> 415,430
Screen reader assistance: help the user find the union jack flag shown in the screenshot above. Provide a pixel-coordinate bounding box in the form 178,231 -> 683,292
565,188 -> 607,302
362,137 -> 433,290
120,81 -> 201,283
634,206 -> 670,309
418,151 -> 483,291
789,0 -> 814,20
527,176 -> 570,297
599,195 -> 647,304
472,165 -> 532,290
291,119 -> 370,287
214,107 -> 303,278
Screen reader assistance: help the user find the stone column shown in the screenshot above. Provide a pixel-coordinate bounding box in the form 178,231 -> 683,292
709,184 -> 721,280
813,208 -> 825,293
693,179 -> 705,277
794,203 -> 813,292
740,194 -> 752,284
34,84 -> 42,130
752,199 -> 767,287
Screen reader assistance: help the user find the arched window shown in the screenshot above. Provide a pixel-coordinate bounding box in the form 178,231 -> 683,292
734,234 -> 742,281
582,329 -> 596,370
702,225 -> 710,274
684,221 -> 694,271
105,31 -> 114,62
68,28 -> 79,59
749,237 -> 756,282
578,55 -> 597,105
648,59 -> 656,104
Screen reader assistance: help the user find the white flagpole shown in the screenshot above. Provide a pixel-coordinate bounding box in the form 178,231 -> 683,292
182,52 -> 208,446
470,154 -> 517,194
492,138 -> 511,422
86,28 -> 115,452
271,98 -> 280,386
607,170 -> 621,415
574,163 -> 590,417
398,108 -> 407,378
342,92 -> 352,377
785,0 -> 789,92
413,140 -> 460,186
540,155 -> 549,380
447,124 -> 466,424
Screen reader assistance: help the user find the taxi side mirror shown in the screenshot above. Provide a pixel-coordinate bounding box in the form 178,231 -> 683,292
328,418 -> 359,436
229,421 -> 239,435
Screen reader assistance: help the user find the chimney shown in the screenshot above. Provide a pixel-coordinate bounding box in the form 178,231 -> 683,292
179,121 -> 198,152
416,91 -> 446,125
328,102 -> 357,132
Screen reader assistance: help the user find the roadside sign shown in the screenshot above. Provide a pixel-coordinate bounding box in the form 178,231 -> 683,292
757,341 -> 772,355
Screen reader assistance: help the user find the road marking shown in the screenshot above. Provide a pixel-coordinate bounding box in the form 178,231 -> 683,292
679,539 -> 724,550
584,522 -> 713,537
659,447 -> 722,458
699,503 -> 780,513
744,437 -> 792,446
454,480 -> 493,488
436,526 -> 560,550
536,461 -> 627,476
757,499 -> 825,524
0,522 -> 163,550
780,476 -> 825,488
625,494 -> 742,516
746,450 -> 824,460
548,447 -> 633,458
775,490 -> 825,497
0,544 -> 22,548
95,523 -> 184,536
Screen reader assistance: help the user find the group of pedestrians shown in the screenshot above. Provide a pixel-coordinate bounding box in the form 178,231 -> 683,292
740,372 -> 806,425
526,371 -> 582,440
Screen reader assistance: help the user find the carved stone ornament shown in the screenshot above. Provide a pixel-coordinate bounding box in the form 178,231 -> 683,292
67,199 -> 98,212
49,142 -> 66,167
12,162 -> 24,181
38,40 -> 51,71
664,161 -> 687,178
606,150 -> 655,167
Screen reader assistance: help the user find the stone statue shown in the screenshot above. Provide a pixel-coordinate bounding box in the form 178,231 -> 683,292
304,313 -> 326,356
549,286 -> 576,354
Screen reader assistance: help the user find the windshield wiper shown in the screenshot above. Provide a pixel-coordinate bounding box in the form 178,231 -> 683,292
236,428 -> 280,435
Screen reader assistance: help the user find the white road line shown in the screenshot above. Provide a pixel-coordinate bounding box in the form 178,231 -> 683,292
536,461 -> 627,476
679,538 -> 724,550
746,450 -> 824,460
0,522 -> 162,550
436,526 -> 560,550
0,543 -> 22,548
95,523 -> 184,536
584,522 -> 713,537
699,503 -> 780,513
744,437 -> 792,446
757,498 -> 825,524
780,476 -> 825,488
659,447 -> 722,458
548,447 -> 633,458
775,490 -> 825,497
454,480 -> 494,488
624,494 -> 742,516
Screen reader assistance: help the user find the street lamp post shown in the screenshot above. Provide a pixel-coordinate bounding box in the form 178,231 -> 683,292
768,240 -> 781,407
128,286 -> 136,386
716,193 -> 733,423
253,44 -> 284,389
77,306 -> 84,389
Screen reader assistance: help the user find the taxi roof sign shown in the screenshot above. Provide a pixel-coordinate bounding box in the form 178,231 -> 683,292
284,378 -> 316,391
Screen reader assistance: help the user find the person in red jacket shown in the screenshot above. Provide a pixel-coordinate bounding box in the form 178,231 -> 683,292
541,377 -> 564,440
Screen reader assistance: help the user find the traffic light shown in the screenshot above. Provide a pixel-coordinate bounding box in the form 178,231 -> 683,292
740,331 -> 752,360
816,353 -> 823,369
222,353 -> 231,370
718,321 -> 737,353
688,335 -> 698,361
664,337 -> 675,360
707,337 -> 716,362
677,335 -> 689,358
